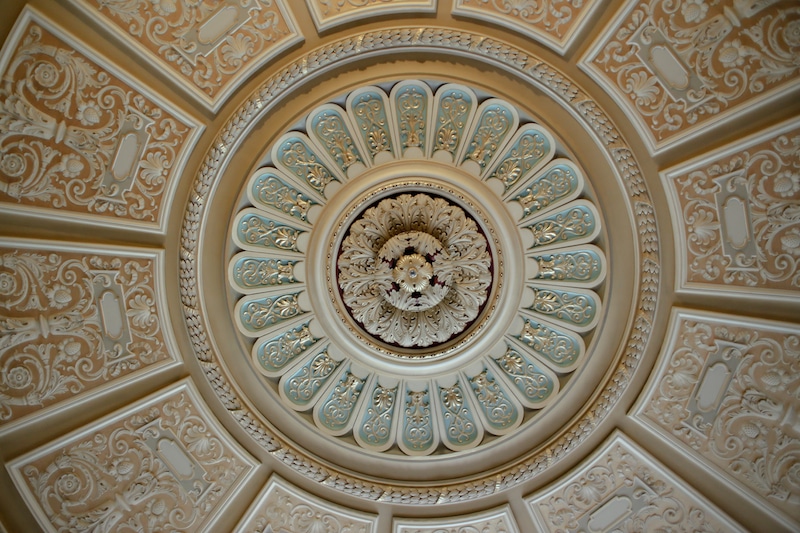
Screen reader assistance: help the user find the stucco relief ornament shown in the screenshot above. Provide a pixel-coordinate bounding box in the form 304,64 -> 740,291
337,193 -> 492,348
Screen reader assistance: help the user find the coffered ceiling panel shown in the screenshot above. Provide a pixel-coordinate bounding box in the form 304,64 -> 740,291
452,0 -> 602,54
8,379 -> 257,532
394,505 -> 519,533
634,308 -> 800,526
237,474 -> 378,532
525,431 -> 745,532
581,0 -> 800,154
305,0 -> 437,32
68,0 -> 303,111
0,7 -> 202,232
0,239 -> 180,434
662,117 -> 800,299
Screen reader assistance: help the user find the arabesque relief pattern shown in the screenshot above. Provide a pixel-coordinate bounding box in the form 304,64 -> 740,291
307,0 -> 436,30
586,0 -> 800,150
0,13 -> 198,226
453,0 -> 598,51
526,433 -> 743,532
664,120 -> 800,294
238,475 -> 377,532
11,382 -> 255,532
70,0 -> 300,108
637,311 -> 800,520
0,244 -> 173,426
394,505 -> 519,533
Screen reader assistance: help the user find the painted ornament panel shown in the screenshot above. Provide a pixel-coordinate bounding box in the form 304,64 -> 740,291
664,119 -> 800,296
584,0 -> 800,151
0,10 -> 200,228
10,381 -> 255,533
526,432 -> 744,532
0,242 -> 176,426
69,0 -> 301,109
452,0 -> 600,53
237,474 -> 378,532
307,0 -> 437,31
636,310 -> 800,521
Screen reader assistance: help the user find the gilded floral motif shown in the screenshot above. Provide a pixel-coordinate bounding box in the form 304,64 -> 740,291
587,0 -> 800,149
0,245 -> 172,424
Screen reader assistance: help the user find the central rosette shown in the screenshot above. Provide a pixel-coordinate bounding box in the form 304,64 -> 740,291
337,192 -> 492,349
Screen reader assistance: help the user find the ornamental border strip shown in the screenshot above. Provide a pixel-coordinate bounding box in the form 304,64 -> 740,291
179,26 -> 659,503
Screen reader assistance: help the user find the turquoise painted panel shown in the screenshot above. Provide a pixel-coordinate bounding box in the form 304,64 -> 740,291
462,102 -> 515,169
284,349 -> 340,408
526,286 -> 597,329
466,366 -> 520,432
432,87 -> 474,157
511,162 -> 580,218
438,381 -> 480,448
514,318 -> 581,369
529,248 -> 604,284
250,171 -> 317,222
525,204 -> 596,248
309,107 -> 365,173
401,387 -> 435,453
255,321 -> 319,373
275,135 -> 339,197
237,213 -> 305,252
232,256 -> 299,290
488,126 -> 553,191
317,371 -> 366,433
493,345 -> 555,406
239,292 -> 306,333
357,383 -> 398,448
349,90 -> 394,157
394,83 -> 429,154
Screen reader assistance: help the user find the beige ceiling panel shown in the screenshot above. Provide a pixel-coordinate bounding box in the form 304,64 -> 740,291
68,0 -> 303,111
306,0 -> 437,32
452,0 -> 603,55
237,474 -> 378,531
581,0 -> 800,154
0,239 -> 180,434
394,504 -> 519,532
0,7 -> 202,233
8,379 -> 257,532
662,118 -> 800,300
633,308 -> 800,526
525,431 -> 745,532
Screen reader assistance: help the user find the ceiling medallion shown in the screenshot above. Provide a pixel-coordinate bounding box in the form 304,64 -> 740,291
227,80 -> 607,456
336,191 -> 494,352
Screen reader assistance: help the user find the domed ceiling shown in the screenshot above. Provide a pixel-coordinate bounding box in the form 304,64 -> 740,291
0,1 -> 798,532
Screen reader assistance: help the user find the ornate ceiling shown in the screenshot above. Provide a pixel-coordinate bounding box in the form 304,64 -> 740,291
0,1 -> 798,532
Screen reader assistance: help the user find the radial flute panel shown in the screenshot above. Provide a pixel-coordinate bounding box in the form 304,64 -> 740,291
305,0 -> 437,32
662,117 -> 800,300
67,0 -> 302,111
237,474 -> 378,532
0,7 -> 202,232
634,308 -> 800,524
8,379 -> 257,533
525,431 -> 745,532
0,239 -> 180,433
581,0 -> 800,154
394,504 -> 519,532
452,0 -> 603,55
228,81 -> 607,458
